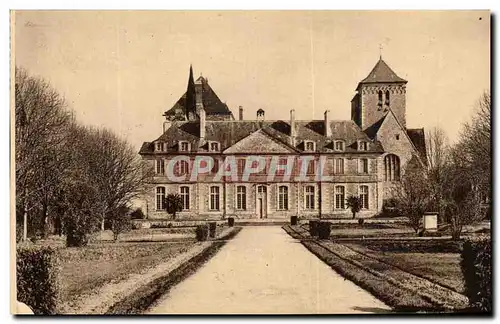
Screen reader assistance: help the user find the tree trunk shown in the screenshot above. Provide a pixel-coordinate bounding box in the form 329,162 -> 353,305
23,198 -> 28,242
352,212 -> 356,219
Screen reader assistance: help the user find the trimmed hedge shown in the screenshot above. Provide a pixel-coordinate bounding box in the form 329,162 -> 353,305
290,216 -> 298,226
17,247 -> 59,314
318,222 -> 331,240
309,220 -> 319,236
228,217 -> 235,227
461,239 -> 492,313
208,222 -> 217,238
195,225 -> 209,241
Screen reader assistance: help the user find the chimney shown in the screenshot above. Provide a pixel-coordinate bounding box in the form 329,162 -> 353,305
239,106 -> 244,121
324,110 -> 331,137
199,107 -> 206,141
290,109 -> 296,143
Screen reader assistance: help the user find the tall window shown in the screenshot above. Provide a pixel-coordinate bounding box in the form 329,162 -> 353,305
237,158 -> 246,174
156,187 -> 165,210
335,141 -> 345,151
335,158 -> 344,174
384,154 -> 401,181
335,186 -> 345,209
360,185 -> 369,209
236,186 -> 247,210
180,186 -> 190,210
156,159 -> 165,175
211,159 -> 219,174
210,186 -> 220,211
385,90 -> 390,106
278,186 -> 289,210
378,90 -> 383,106
358,141 -> 368,151
176,160 -> 189,176
359,158 -> 369,174
306,159 -> 316,175
305,185 -> 315,210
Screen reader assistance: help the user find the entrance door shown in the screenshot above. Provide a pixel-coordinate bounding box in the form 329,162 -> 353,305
257,185 -> 267,219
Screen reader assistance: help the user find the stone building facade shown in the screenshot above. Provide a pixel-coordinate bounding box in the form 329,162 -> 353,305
139,59 -> 427,220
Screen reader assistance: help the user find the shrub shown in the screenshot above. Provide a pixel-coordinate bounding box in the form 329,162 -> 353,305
65,217 -> 89,247
228,217 -> 235,227
111,212 -> 132,241
461,239 -> 492,313
318,222 -> 331,240
195,225 -> 209,241
208,222 -> 217,238
130,208 -> 145,219
17,247 -> 59,314
309,220 -> 319,236
290,215 -> 298,225
358,218 -> 365,225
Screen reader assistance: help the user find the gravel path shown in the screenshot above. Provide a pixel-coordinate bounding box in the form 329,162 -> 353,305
147,226 -> 390,314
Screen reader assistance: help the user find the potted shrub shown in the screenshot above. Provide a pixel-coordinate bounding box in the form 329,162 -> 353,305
228,217 -> 235,227
290,215 -> 298,226
208,222 -> 217,238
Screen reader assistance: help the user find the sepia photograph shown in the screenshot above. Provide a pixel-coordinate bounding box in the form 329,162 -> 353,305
11,9 -> 491,315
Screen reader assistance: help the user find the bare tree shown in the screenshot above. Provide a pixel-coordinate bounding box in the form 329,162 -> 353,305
426,127 -> 451,223
15,67 -> 73,241
393,165 -> 432,234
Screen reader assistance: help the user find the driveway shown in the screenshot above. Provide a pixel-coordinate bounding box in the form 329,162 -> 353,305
147,226 -> 391,314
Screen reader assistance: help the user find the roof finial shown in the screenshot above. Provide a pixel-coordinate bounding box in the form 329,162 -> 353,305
379,43 -> 383,60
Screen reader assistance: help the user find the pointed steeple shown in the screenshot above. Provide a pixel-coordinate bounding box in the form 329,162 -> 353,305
359,58 -> 407,85
185,64 -> 197,120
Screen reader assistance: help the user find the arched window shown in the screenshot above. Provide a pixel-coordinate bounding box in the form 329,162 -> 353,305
385,90 -> 390,106
378,90 -> 383,107
384,154 -> 401,181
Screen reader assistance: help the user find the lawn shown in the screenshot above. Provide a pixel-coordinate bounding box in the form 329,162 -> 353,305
56,241 -> 194,311
345,240 -> 464,293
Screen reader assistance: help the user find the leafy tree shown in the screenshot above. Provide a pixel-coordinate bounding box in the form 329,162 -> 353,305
165,194 -> 183,220
346,195 -> 362,219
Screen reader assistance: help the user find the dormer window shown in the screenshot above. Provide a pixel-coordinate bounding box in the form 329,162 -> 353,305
209,141 -> 220,152
334,140 -> 345,151
358,141 -> 368,151
179,141 -> 190,152
305,141 -> 315,152
155,142 -> 165,152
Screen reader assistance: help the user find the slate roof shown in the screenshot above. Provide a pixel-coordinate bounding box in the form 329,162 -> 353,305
358,58 -> 407,88
163,76 -> 234,119
139,119 -> 385,155
407,128 -> 427,165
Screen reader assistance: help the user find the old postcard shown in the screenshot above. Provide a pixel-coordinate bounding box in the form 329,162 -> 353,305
11,10 -> 491,315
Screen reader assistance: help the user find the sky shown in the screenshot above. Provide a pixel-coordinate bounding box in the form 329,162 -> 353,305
14,10 -> 490,150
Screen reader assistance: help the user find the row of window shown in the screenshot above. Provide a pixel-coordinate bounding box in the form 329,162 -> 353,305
155,185 -> 370,212
155,157 -> 374,175
378,90 -> 390,107
155,141 -> 220,153
156,140 -> 370,153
